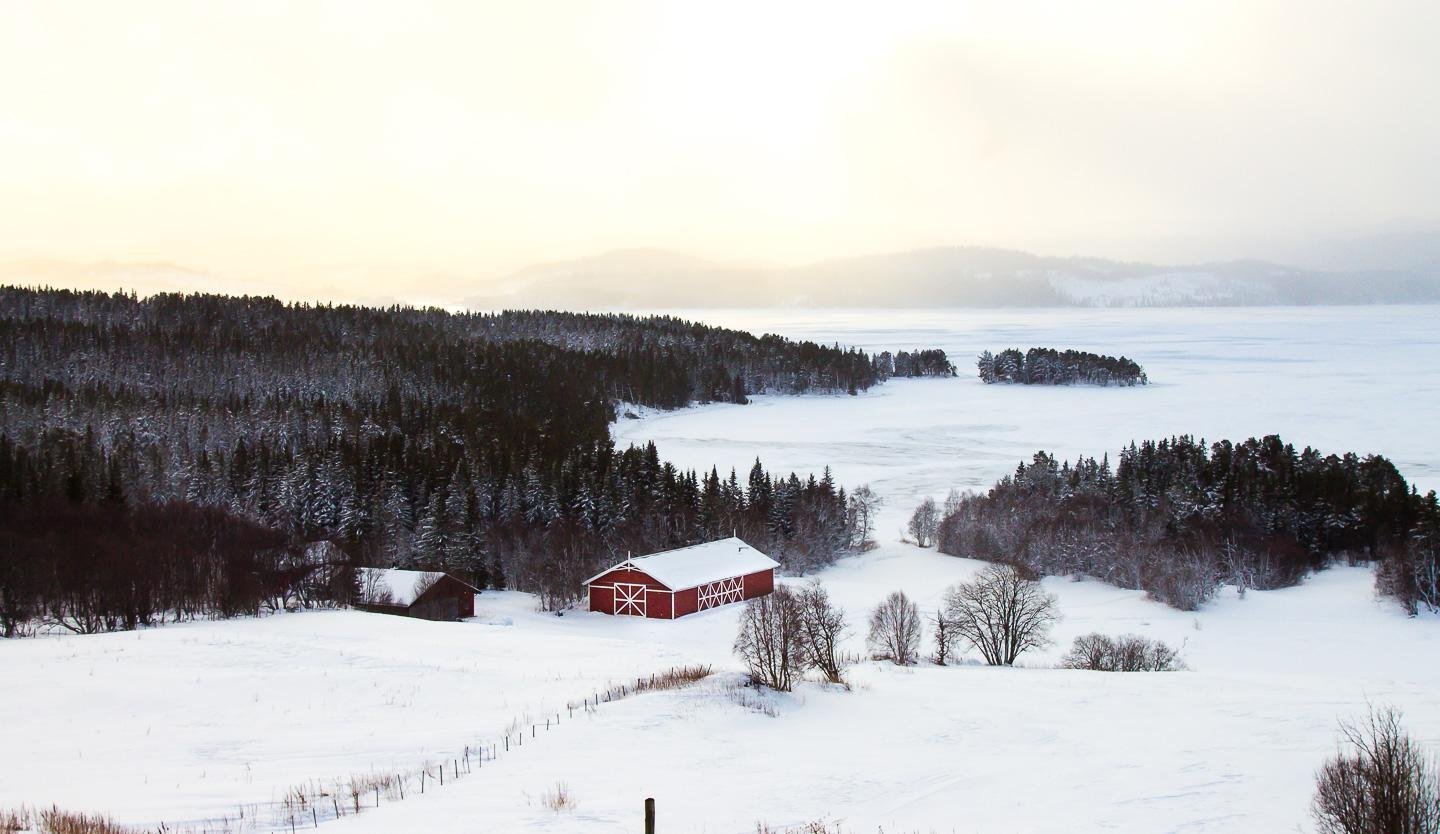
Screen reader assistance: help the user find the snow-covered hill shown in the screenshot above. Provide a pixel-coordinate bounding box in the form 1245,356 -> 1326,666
2,549 -> 1434,833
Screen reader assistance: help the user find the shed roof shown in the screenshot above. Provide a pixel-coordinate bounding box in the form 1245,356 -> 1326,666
584,537 -> 779,591
357,567 -> 477,607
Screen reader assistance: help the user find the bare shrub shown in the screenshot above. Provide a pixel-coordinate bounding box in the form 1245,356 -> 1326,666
755,821 -> 842,834
343,771 -> 405,811
908,498 -> 939,548
1312,705 -> 1440,834
36,806 -> 134,834
1377,537 -> 1440,617
725,680 -> 780,717
1060,633 -> 1185,671
734,587 -> 807,691
795,581 -> 847,684
867,590 -> 921,665
540,781 -> 578,813
0,808 -> 29,832
631,664 -> 713,694
943,564 -> 1058,666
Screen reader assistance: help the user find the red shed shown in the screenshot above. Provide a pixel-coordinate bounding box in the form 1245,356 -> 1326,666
355,567 -> 480,621
584,537 -> 778,619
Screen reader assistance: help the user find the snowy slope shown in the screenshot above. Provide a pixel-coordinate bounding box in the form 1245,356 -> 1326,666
4,550 -> 1435,833
330,568 -> 1439,834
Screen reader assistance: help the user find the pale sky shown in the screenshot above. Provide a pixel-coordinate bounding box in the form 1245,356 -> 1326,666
1,1 -> 1437,299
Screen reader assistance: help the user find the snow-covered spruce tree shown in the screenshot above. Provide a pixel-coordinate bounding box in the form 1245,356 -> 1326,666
1312,705 -> 1440,834
734,587 -> 807,691
867,591 -> 921,666
976,350 -> 997,383
943,565 -> 1058,666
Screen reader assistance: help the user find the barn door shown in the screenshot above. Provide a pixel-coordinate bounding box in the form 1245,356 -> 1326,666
614,583 -> 647,617
697,576 -> 744,610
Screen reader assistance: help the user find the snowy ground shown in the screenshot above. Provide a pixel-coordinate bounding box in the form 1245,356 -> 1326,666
4,306 -> 1439,833
6,553 -> 1436,833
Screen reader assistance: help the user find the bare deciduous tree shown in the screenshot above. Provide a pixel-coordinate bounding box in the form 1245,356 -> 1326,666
734,586 -> 807,692
943,564 -> 1059,666
867,590 -> 921,666
1312,705 -> 1440,834
908,498 -> 939,548
931,610 -> 960,665
943,488 -> 964,519
795,581 -> 847,684
847,484 -> 882,550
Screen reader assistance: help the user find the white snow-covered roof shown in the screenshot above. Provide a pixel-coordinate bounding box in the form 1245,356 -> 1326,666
357,567 -> 451,607
583,537 -> 779,591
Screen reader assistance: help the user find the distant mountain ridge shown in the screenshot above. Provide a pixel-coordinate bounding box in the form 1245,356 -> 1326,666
471,246 -> 1440,309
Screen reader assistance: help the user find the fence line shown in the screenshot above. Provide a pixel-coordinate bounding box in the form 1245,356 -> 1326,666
150,666 -> 712,834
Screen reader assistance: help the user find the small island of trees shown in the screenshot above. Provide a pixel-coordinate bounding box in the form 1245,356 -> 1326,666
977,348 -> 1147,386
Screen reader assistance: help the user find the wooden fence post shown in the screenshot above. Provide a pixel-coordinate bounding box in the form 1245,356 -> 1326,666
644,797 -> 655,834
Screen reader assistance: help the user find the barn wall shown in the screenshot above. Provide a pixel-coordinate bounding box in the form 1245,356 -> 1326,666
742,569 -> 774,599
411,577 -> 480,621
409,596 -> 460,621
355,602 -> 408,616
645,589 -> 674,619
672,587 -> 699,618
589,585 -> 615,614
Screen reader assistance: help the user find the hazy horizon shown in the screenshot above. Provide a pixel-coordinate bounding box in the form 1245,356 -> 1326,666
3,1 -> 1439,302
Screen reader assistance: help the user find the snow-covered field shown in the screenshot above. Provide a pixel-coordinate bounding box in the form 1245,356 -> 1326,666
3,306 -> 1439,833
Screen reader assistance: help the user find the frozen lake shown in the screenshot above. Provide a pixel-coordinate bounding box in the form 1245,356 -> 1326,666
616,306 -> 1440,531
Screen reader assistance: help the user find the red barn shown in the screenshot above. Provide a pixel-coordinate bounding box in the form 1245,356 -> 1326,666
584,537 -> 778,619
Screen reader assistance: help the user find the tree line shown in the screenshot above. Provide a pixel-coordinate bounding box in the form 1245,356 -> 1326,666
0,287 -> 918,634
871,349 -> 956,379
931,435 -> 1439,612
977,348 -> 1147,386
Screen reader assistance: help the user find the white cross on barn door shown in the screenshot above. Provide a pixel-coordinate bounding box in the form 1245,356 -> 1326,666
697,576 -> 744,610
614,583 -> 646,616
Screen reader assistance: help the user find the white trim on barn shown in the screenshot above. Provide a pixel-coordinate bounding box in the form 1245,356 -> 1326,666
614,582 -> 647,616
697,576 -> 744,610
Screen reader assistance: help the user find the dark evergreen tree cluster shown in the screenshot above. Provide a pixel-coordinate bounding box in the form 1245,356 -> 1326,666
976,348 -> 1147,386
935,435 -> 1438,611
470,309 -> 924,403
0,287 -> 897,633
871,349 -> 956,379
